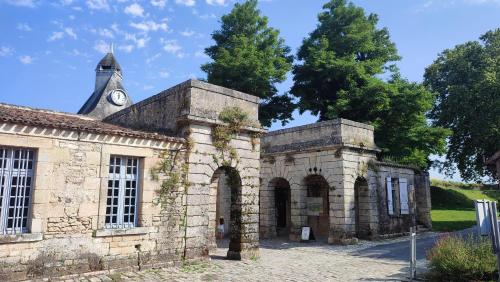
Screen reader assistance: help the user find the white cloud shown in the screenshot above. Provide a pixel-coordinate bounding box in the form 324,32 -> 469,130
162,39 -> 182,54
180,29 -> 195,37
94,40 -> 110,54
130,20 -> 168,32
99,28 -> 114,38
19,55 -> 33,64
146,53 -> 161,64
192,9 -> 216,20
151,0 -> 166,9
206,0 -> 225,5
125,33 -> 150,48
4,0 -> 36,8
17,23 -> 32,32
159,70 -> 170,78
0,46 -> 14,57
118,44 -> 134,53
59,0 -> 74,5
194,50 -> 208,58
86,0 -> 109,10
47,31 -> 64,41
111,23 -> 120,34
417,0 -> 500,11
124,3 -> 145,17
64,27 -> 77,39
161,39 -> 186,57
175,0 -> 195,6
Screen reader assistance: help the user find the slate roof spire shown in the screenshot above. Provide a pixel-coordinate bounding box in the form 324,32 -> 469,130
95,46 -> 121,74
78,48 -> 132,119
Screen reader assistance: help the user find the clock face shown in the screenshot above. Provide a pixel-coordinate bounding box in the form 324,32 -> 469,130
109,90 -> 127,106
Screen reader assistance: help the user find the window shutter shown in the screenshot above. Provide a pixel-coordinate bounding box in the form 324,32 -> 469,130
386,177 -> 394,215
399,178 -> 409,214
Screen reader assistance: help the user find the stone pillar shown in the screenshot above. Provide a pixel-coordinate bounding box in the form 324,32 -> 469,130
289,182 -> 306,242
258,175 -> 276,239
414,172 -> 432,229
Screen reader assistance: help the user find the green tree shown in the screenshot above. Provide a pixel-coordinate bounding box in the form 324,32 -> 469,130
202,0 -> 294,127
291,0 -> 449,168
424,29 -> 500,181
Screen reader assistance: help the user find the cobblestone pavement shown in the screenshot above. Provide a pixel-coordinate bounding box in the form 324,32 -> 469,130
50,233 -> 439,282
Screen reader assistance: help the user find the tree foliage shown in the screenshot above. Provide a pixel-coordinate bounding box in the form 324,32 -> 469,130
291,0 -> 449,168
424,29 -> 500,181
202,0 -> 294,127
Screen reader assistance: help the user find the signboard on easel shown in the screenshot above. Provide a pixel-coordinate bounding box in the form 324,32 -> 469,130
301,227 -> 311,241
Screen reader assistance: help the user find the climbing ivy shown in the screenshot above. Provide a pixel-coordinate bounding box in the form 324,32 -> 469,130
211,107 -> 253,165
211,106 -> 255,189
150,151 -> 186,208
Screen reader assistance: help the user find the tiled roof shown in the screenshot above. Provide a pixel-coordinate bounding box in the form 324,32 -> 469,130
0,103 -> 184,143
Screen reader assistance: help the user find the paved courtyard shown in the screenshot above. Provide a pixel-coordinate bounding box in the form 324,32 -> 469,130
50,233 -> 441,282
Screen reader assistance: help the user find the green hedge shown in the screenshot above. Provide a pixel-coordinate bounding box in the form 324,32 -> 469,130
427,235 -> 497,281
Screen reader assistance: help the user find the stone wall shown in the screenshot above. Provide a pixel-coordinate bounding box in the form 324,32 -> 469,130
106,79 -> 263,260
369,163 -> 418,235
0,128 -> 186,280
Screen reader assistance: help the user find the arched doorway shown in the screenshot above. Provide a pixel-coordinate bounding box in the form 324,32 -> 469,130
304,174 -> 330,241
209,166 -> 243,260
354,177 -> 371,239
269,178 -> 291,237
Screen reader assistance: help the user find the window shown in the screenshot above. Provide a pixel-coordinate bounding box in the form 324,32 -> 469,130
0,148 -> 35,234
386,177 -> 399,216
105,156 -> 139,229
399,178 -> 409,214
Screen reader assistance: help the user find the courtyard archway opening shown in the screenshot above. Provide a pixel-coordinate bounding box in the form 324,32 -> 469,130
304,174 -> 330,242
269,177 -> 291,237
209,166 -> 243,260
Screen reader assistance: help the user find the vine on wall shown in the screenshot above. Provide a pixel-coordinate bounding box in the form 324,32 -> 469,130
150,150 -> 188,208
211,106 -> 254,168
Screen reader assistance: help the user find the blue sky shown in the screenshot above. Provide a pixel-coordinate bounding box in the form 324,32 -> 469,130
1,0 -> 499,181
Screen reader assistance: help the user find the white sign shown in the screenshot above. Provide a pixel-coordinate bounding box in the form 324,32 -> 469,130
301,227 -> 311,241
307,197 -> 323,216
476,200 -> 492,236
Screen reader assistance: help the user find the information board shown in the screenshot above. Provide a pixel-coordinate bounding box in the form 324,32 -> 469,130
306,197 -> 323,216
476,200 -> 492,236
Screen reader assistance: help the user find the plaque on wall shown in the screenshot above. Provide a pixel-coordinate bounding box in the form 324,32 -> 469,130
306,197 -> 323,216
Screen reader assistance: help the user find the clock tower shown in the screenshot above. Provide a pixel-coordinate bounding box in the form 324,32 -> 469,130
78,46 -> 133,119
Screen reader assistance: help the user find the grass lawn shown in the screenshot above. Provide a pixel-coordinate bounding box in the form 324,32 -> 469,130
431,209 -> 476,232
430,179 -> 500,232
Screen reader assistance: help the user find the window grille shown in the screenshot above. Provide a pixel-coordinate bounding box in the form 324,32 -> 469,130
105,156 -> 139,229
0,148 -> 35,234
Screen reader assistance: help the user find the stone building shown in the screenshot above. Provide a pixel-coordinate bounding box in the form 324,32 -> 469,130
0,52 -> 431,280
259,120 -> 431,244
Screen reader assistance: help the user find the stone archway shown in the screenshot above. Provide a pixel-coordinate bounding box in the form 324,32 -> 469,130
209,166 -> 243,260
354,177 -> 371,239
269,178 -> 291,237
304,174 -> 330,242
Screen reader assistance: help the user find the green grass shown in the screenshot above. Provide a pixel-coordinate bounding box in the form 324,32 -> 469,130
430,179 -> 500,231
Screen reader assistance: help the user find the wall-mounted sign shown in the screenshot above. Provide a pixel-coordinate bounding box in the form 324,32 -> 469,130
307,197 -> 323,216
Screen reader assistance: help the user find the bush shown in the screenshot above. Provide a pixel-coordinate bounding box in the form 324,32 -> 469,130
427,235 -> 497,281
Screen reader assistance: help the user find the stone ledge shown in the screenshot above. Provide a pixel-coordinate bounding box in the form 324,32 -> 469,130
94,227 -> 155,237
0,232 -> 43,244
